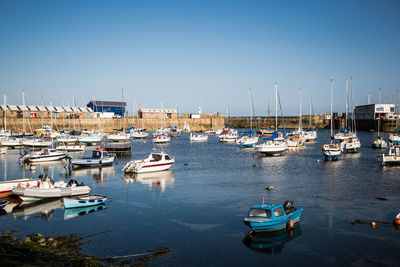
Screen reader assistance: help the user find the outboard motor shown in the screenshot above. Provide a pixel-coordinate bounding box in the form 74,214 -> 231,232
283,201 -> 296,214
67,179 -> 78,187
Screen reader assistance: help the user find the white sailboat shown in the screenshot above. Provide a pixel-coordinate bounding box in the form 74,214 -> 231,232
237,88 -> 259,147
321,79 -> 341,160
256,82 -> 287,156
372,88 -> 388,149
303,94 -> 317,143
340,77 -> 361,153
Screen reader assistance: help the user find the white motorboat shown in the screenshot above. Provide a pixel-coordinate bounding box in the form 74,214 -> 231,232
340,136 -> 361,153
130,128 -> 149,139
286,135 -> 303,149
21,148 -> 67,163
378,144 -> 400,165
107,132 -> 129,142
190,132 -> 208,142
22,138 -> 53,147
78,132 -> 104,145
0,178 -> 40,197
122,151 -> 175,173
219,128 -> 239,143
12,177 -> 91,204
322,79 -> 341,161
153,135 -> 170,143
0,137 -> 24,148
68,149 -> 115,168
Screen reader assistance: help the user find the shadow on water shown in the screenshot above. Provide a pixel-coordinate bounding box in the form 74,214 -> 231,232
243,226 -> 302,254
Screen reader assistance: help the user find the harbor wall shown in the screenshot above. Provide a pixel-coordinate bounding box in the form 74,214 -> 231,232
0,114 -> 225,133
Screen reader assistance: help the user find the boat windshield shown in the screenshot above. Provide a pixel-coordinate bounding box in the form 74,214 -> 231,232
248,208 -> 272,218
93,151 -> 102,158
273,207 -> 284,217
150,154 -> 162,161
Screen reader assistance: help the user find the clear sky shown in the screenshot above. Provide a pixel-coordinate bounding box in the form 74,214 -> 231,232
0,0 -> 399,115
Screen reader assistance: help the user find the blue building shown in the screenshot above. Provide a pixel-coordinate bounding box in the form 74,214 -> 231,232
87,101 -> 126,117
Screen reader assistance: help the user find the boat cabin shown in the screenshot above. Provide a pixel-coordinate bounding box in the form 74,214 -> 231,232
149,153 -> 172,162
389,145 -> 400,156
248,204 -> 286,219
92,150 -> 109,159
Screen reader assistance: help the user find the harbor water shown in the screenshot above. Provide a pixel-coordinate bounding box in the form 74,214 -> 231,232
0,129 -> 399,266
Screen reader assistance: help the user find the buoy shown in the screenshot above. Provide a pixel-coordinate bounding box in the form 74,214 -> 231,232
394,218 -> 400,225
157,181 -> 161,185
266,186 -> 274,191
288,219 -> 294,229
26,183 -> 30,187
371,221 -> 376,228
30,165 -> 36,170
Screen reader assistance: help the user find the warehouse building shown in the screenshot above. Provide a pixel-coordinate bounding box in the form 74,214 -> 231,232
138,108 -> 178,119
86,101 -> 126,118
355,104 -> 396,120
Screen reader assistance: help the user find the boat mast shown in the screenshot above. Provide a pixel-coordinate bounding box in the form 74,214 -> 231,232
249,88 -> 252,131
22,90 -> 25,132
330,79 -> 333,142
299,88 -> 302,132
378,88 -> 381,136
396,89 -> 399,132
50,97 -> 53,129
275,82 -> 278,130
72,97 -> 76,130
350,77 -> 356,134
3,94 -> 6,131
345,80 -> 348,129
309,94 -> 312,129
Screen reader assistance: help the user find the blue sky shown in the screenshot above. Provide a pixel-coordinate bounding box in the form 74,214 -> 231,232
0,0 -> 399,115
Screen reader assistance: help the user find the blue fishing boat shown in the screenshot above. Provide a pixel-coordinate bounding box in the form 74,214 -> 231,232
63,195 -> 108,209
243,200 -> 302,233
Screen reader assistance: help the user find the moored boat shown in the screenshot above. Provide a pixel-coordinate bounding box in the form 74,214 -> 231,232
378,144 -> 400,165
21,148 -> 66,163
12,177 -> 91,204
68,149 -> 115,169
244,200 -> 302,233
122,151 -> 175,173
0,178 -> 40,197
63,195 -> 108,209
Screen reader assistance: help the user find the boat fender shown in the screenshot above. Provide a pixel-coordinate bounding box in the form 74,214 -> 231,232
37,181 -> 40,186
17,183 -> 21,188
287,219 -> 294,230
99,160 -> 102,165
26,183 -> 30,187
371,221 -> 376,228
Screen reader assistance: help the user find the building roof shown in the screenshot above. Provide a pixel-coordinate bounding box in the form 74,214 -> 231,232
139,108 -> 178,113
0,104 -> 94,112
88,100 -> 126,107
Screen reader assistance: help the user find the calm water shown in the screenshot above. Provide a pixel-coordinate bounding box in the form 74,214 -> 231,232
1,130 -> 399,266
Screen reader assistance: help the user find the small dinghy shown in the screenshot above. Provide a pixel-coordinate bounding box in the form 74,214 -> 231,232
12,177 -> 91,204
63,195 -> 108,209
122,151 -> 175,173
244,200 -> 302,233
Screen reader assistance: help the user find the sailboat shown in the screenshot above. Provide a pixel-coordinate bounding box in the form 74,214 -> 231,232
286,88 -> 304,149
236,88 -> 259,147
340,77 -> 361,153
190,106 -> 208,142
372,88 -> 388,149
303,94 -> 317,143
321,79 -> 341,161
255,82 -> 287,156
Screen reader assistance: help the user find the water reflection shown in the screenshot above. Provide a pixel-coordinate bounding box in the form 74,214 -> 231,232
0,196 -> 22,215
64,204 -> 107,220
122,170 -> 175,192
243,227 -> 302,254
68,166 -> 115,184
12,198 -> 64,221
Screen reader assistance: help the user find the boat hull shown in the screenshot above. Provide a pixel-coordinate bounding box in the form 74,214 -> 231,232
71,157 -> 115,168
63,195 -> 108,209
12,185 -> 91,203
